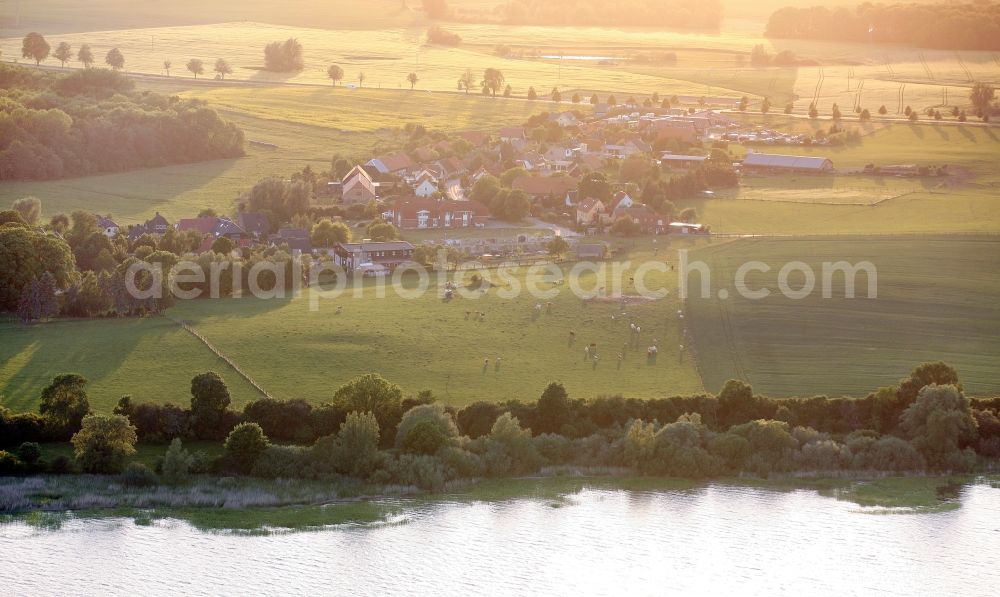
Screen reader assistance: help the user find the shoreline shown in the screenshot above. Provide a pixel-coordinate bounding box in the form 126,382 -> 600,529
3,472 -> 996,532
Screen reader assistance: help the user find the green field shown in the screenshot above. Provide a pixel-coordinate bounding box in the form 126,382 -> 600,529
686,236 -> 1000,396
0,239 -> 707,413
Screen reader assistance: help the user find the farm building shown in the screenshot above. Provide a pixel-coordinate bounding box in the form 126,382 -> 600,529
574,242 -> 608,260
660,154 -> 708,169
576,198 -> 606,225
668,222 -> 706,234
333,241 -> 415,275
742,152 -> 833,173
96,215 -> 119,238
176,216 -> 247,240
237,212 -> 270,239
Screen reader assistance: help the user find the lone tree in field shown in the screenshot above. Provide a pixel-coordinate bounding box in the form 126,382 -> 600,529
481,67 -> 505,97
214,58 -> 232,80
407,72 -> 419,89
784,102 -> 793,114
590,93 -> 599,104
761,97 -> 771,114
163,60 -> 172,76
738,95 -> 748,111
358,71 -> 366,87
78,44 -> 94,68
878,104 -> 888,115
808,102 -> 818,119
572,92 -> 581,103
53,42 -> 72,67
22,32 -> 50,65
831,103 -> 842,120
263,38 -> 303,72
969,82 -> 995,115
551,87 -> 561,102
187,58 -> 204,78
458,68 -> 475,94
860,108 -> 871,121
105,48 -> 125,71
327,64 -> 344,86
527,86 -> 537,100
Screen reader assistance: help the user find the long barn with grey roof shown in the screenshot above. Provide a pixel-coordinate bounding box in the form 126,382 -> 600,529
742,152 -> 833,173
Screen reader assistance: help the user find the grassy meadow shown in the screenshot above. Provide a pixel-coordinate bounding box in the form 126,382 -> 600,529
0,238 -> 708,413
685,236 -> 1000,397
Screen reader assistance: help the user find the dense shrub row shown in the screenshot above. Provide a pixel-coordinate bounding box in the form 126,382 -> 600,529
3,362 -> 998,486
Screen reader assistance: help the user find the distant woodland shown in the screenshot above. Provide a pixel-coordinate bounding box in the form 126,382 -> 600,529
765,2 -> 1000,50
0,64 -> 245,181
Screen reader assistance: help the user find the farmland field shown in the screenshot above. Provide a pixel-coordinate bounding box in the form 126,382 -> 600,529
686,236 -> 1000,397
0,238 -> 707,413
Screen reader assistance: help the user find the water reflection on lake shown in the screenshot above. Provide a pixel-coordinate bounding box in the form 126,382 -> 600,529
2,483 -> 999,596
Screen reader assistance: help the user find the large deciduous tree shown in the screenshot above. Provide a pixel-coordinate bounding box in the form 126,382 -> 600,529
22,32 -> 50,65
71,414 -> 137,473
189,372 -> 232,439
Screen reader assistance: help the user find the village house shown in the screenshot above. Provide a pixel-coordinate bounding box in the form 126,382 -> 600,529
575,198 -> 606,225
367,152 -> 415,176
609,192 -> 635,214
127,212 -> 170,240
742,152 -> 834,173
237,212 -> 271,239
333,240 -> 414,275
271,227 -> 312,254
390,198 -> 489,229
341,165 -> 378,205
413,173 -> 439,198
96,215 -> 119,238
551,112 -> 579,127
176,216 -> 247,240
614,205 -> 665,234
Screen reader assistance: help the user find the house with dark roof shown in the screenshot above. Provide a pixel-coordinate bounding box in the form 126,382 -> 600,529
390,198 -> 489,229
333,241 -> 414,275
237,212 -> 271,238
176,217 -> 247,240
127,212 -> 171,240
96,215 -> 119,237
270,227 -> 312,254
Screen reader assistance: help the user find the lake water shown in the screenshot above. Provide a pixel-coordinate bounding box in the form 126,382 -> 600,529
2,483 -> 999,596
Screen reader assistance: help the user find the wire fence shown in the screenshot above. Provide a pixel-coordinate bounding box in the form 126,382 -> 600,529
163,315 -> 272,400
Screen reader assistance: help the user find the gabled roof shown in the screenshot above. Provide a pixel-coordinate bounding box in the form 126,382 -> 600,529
511,175 -> 579,197
577,197 -> 604,212
96,215 -> 118,228
371,152 -> 414,173
237,212 -> 270,236
742,152 -> 832,170
144,212 -> 169,229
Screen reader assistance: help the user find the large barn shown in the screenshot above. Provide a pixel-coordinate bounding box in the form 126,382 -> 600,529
742,152 -> 834,173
